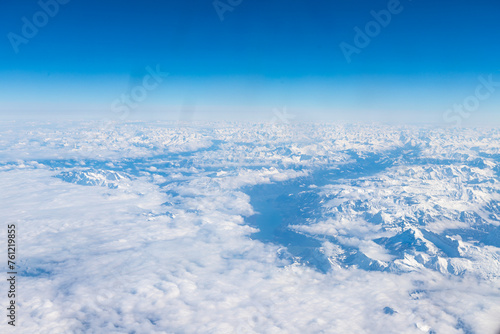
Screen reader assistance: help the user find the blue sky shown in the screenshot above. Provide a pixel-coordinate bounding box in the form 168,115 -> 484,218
1,0 -> 500,124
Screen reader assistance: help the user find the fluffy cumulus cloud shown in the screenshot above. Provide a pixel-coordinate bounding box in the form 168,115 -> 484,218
1,121 -> 500,333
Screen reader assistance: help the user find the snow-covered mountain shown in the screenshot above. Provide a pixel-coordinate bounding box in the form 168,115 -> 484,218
56,169 -> 128,188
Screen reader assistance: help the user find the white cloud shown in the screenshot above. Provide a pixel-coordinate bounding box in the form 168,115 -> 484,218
1,121 -> 500,333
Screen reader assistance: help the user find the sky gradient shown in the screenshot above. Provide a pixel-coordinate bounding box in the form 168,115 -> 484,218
1,0 -> 499,125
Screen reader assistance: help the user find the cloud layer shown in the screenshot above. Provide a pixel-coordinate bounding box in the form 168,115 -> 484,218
1,121 -> 500,333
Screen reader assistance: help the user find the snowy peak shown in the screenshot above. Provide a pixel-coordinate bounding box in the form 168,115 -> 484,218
56,169 -> 128,189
